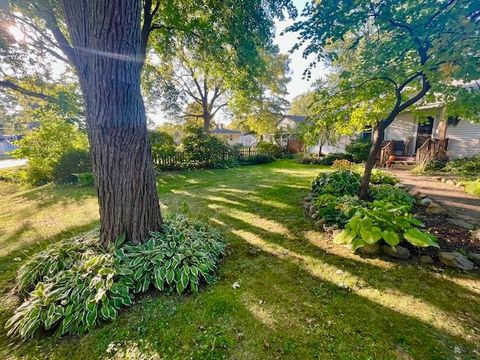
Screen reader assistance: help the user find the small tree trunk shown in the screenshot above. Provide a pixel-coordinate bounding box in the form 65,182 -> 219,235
61,0 -> 163,246
318,144 -> 323,156
203,115 -> 211,134
359,125 -> 384,200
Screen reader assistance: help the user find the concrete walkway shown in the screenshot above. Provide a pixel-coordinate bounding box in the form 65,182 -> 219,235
0,158 -> 26,169
391,170 -> 480,227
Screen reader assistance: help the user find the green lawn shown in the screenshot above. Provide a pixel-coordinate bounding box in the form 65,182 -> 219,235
1,160 -> 479,359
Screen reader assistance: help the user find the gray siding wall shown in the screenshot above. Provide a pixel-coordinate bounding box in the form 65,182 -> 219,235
445,120 -> 480,158
384,113 -> 418,154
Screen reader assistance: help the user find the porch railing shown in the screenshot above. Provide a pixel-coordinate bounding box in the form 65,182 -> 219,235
379,140 -> 395,167
415,138 -> 449,166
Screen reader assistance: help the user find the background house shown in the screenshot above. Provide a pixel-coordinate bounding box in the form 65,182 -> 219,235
211,125 -> 257,147
0,135 -> 19,156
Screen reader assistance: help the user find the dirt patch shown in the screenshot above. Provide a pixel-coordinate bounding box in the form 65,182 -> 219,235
413,206 -> 478,253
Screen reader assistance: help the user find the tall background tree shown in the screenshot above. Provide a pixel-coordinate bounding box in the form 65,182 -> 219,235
2,0 -> 296,245
289,0 -> 480,198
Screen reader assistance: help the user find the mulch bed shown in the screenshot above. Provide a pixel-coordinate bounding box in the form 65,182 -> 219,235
413,205 -> 479,253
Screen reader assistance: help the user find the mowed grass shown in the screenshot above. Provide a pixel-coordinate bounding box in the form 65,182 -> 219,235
0,160 -> 479,359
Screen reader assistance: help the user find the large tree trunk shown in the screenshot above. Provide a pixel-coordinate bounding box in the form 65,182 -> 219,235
358,124 -> 385,200
61,0 -> 163,246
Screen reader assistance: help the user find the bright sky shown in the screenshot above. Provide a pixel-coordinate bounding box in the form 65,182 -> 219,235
273,0 -> 327,102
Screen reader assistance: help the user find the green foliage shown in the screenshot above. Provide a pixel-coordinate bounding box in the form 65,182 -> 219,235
53,149 -> 91,184
74,172 -> 95,187
332,159 -> 355,171
256,141 -> 285,159
12,109 -> 88,185
334,201 -> 439,251
369,169 -> 399,185
311,170 -> 361,197
0,167 -> 23,183
345,139 -> 371,163
115,215 -> 225,295
296,153 -> 322,165
149,130 -> 176,159
180,128 -> 234,169
6,215 -> 225,339
237,154 -> 274,165
318,153 -> 353,166
16,231 -> 100,294
313,194 -> 364,225
460,178 -> 480,197
442,156 -> 479,175
368,185 -> 416,209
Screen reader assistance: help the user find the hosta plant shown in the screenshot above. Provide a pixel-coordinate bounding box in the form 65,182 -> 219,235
6,215 -> 225,339
369,169 -> 399,185
313,194 -> 364,225
333,200 -> 439,251
16,230 -> 100,293
368,184 -> 416,209
311,170 -> 361,196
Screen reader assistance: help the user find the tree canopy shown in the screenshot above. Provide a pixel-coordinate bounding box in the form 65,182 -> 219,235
289,0 -> 480,197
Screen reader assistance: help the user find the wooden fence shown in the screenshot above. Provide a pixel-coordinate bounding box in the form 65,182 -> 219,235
152,147 -> 262,170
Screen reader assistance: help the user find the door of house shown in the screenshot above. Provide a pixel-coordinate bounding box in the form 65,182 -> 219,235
415,116 -> 434,151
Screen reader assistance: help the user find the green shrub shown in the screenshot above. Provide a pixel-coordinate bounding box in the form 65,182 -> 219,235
238,154 -> 274,165
422,156 -> 480,175
443,156 -> 480,175
256,141 -> 285,159
423,159 -> 447,173
0,167 -> 23,183
369,169 -> 399,185
180,128 -> 234,169
334,200 -> 439,251
53,149 -> 91,183
311,170 -> 361,196
149,130 -> 176,159
332,159 -> 355,170
318,153 -> 353,165
460,178 -> 480,197
345,138 -> 371,163
74,172 -> 95,186
296,153 -> 322,164
12,110 -> 88,185
6,215 -> 225,339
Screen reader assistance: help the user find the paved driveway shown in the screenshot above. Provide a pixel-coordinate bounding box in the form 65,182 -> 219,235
0,158 -> 27,169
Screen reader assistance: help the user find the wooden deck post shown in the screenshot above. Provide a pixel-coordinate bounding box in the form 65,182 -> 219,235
436,106 -> 448,160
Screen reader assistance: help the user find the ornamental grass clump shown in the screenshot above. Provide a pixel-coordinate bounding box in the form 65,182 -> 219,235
6,215 -> 225,339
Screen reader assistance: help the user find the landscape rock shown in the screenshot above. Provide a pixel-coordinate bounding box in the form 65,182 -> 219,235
419,255 -> 435,265
381,245 -> 411,260
426,202 -> 445,214
314,219 -> 326,228
471,229 -> 480,242
356,243 -> 380,255
418,193 -> 427,199
311,212 -> 320,220
332,229 -> 342,238
408,188 -> 421,197
419,197 -> 433,206
309,204 -> 316,214
467,252 -> 480,266
438,251 -> 475,270
446,218 -> 474,230
445,179 -> 455,186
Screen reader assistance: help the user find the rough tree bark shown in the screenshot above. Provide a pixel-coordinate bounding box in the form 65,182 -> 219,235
60,0 -> 163,245
358,123 -> 386,199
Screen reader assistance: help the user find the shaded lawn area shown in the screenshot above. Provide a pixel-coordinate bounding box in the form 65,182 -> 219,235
0,160 -> 479,359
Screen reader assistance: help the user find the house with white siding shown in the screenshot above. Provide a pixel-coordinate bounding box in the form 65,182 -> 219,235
380,104 -> 480,160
